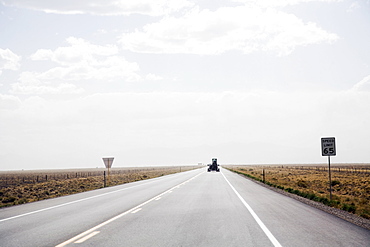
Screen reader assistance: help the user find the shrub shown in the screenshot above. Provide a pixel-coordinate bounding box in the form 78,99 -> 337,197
319,197 -> 329,205
17,198 -> 28,204
285,188 -> 293,193
331,180 -> 341,186
342,203 -> 356,213
306,193 -> 317,200
360,210 -> 370,219
328,200 -> 340,207
2,197 -> 16,203
297,179 -> 309,188
292,189 -> 300,195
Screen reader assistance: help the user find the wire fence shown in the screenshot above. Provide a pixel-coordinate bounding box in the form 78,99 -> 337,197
0,166 -> 197,188
224,165 -> 370,175
286,166 -> 370,174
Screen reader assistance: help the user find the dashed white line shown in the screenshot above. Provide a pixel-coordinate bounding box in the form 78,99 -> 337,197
0,170 -> 203,223
74,231 -> 100,244
221,172 -> 282,247
55,172 -> 204,247
0,178 -> 160,223
131,208 -> 142,214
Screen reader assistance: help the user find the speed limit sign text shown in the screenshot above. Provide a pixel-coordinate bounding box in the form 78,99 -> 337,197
321,137 -> 336,156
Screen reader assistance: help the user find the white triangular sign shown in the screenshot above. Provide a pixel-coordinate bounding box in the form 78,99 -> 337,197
102,157 -> 114,168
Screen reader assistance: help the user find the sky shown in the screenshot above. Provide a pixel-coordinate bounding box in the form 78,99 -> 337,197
0,0 -> 369,170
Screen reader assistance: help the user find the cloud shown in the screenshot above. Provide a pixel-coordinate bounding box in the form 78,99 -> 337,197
232,0 -> 340,7
351,75 -> 370,91
145,73 -> 163,81
1,0 -> 194,16
30,37 -> 119,65
0,94 -> 21,110
11,73 -> 85,95
29,37 -> 142,82
11,37 -> 162,94
347,1 -> 360,12
119,6 -> 338,55
0,48 -> 21,72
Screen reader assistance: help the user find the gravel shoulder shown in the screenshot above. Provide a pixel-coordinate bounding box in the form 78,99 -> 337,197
234,172 -> 370,231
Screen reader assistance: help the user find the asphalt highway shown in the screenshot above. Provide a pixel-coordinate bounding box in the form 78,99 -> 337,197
0,168 -> 369,246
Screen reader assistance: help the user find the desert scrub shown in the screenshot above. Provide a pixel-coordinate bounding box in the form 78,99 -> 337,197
0,166 -> 196,208
225,164 -> 370,219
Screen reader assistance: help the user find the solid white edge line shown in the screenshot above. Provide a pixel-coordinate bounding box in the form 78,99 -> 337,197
0,169 -> 201,223
221,172 -> 283,247
55,171 -> 204,247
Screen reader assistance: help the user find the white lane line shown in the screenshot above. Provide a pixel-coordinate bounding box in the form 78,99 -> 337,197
74,231 -> 100,244
155,197 -> 161,201
221,172 -> 283,247
0,180 -> 155,223
131,208 -> 142,214
55,172 -> 204,247
0,170 -> 202,223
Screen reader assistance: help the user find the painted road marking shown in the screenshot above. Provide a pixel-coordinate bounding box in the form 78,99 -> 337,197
155,197 -> 161,200
221,172 -> 283,247
55,172 -> 204,247
0,169 -> 202,223
74,231 -> 100,244
131,208 -> 142,214
0,180 -> 156,223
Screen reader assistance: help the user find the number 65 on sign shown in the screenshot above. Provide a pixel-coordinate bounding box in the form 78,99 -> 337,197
321,137 -> 336,156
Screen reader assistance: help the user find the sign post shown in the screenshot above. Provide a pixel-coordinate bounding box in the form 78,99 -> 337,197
321,137 -> 336,201
102,157 -> 114,187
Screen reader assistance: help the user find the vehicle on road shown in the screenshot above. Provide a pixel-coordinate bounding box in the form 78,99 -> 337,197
208,158 -> 220,172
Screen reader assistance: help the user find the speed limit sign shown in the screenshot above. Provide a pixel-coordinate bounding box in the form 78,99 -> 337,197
321,137 -> 336,156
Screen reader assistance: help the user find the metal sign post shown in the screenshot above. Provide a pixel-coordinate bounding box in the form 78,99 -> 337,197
102,157 -> 114,187
321,137 -> 336,201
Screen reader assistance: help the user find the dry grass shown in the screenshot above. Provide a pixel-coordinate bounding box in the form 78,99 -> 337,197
0,166 -> 196,208
224,164 -> 370,219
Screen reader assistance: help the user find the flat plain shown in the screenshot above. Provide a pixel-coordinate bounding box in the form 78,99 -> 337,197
224,164 -> 370,220
0,166 -> 196,208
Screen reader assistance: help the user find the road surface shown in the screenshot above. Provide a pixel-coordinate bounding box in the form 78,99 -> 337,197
0,168 -> 369,246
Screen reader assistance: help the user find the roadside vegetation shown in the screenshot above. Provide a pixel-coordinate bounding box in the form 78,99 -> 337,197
224,165 -> 370,219
0,166 -> 196,208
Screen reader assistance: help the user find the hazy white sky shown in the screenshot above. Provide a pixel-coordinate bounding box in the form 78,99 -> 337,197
1,0 -> 369,170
